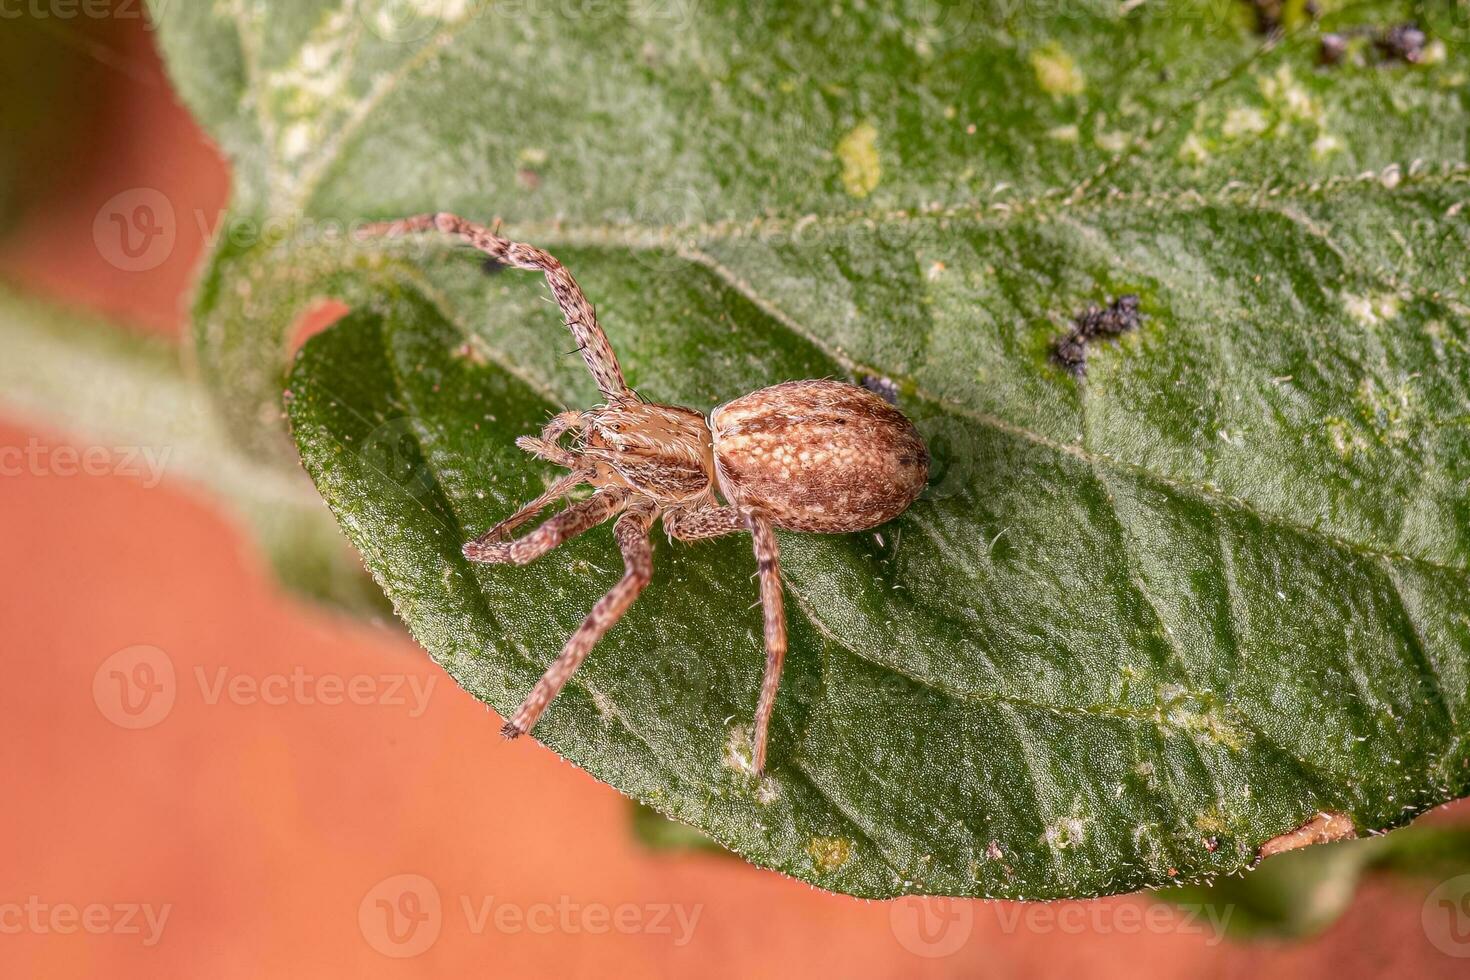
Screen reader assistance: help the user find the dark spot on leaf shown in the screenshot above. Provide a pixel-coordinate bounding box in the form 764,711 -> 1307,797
1241,0 -> 1317,37
481,256 -> 507,275
1376,23 -> 1428,63
1319,23 -> 1428,67
1318,32 -> 1350,66
1051,294 -> 1143,378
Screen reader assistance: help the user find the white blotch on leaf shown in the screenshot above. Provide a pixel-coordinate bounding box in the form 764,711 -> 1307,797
1222,107 -> 1268,140
1043,817 -> 1087,850
723,723 -> 755,774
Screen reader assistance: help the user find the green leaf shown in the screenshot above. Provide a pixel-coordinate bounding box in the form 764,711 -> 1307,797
159,0 -> 1470,896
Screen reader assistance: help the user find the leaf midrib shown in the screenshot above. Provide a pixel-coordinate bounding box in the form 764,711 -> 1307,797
229,205 -> 1469,583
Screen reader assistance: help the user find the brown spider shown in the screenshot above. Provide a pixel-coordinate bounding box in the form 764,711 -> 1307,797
359,213 -> 929,775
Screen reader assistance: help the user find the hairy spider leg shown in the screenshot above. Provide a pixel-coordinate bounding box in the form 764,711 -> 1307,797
501,499 -> 659,738
513,410 -> 588,470
747,516 -> 787,776
468,468 -> 590,548
664,505 -> 788,776
463,486 -> 626,564
358,213 -> 629,400
662,503 -> 746,542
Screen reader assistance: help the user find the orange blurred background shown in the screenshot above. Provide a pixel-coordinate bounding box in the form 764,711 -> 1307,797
2,10 -> 1467,979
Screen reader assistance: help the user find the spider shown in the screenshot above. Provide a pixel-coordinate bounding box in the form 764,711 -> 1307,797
359,213 -> 930,775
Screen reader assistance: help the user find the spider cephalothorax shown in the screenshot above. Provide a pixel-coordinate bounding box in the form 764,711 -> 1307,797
360,212 -> 929,775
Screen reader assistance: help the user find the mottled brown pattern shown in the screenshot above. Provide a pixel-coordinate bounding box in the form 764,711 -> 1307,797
663,502 -> 744,541
712,380 -> 929,533
360,216 -> 930,775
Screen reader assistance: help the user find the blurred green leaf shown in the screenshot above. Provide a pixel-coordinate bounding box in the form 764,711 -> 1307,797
155,0 -> 1470,897
629,801 -> 727,855
0,285 -> 385,615
0,16 -> 118,229
1161,825 -> 1470,939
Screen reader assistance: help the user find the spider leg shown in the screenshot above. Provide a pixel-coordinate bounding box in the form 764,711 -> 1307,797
514,436 -> 580,469
466,469 -> 589,547
540,411 -> 583,442
503,498 -> 659,738
357,213 -> 629,400
664,505 -> 746,542
464,485 -> 624,564
747,516 -> 787,776
514,410 -> 588,468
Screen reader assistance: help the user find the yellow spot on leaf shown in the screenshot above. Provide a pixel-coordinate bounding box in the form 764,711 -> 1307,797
1177,132 -> 1209,164
806,837 -> 853,872
836,122 -> 882,198
1259,66 -> 1322,126
1030,42 -> 1085,98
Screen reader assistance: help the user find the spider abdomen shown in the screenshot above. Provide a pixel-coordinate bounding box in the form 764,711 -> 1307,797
710,379 -> 929,533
